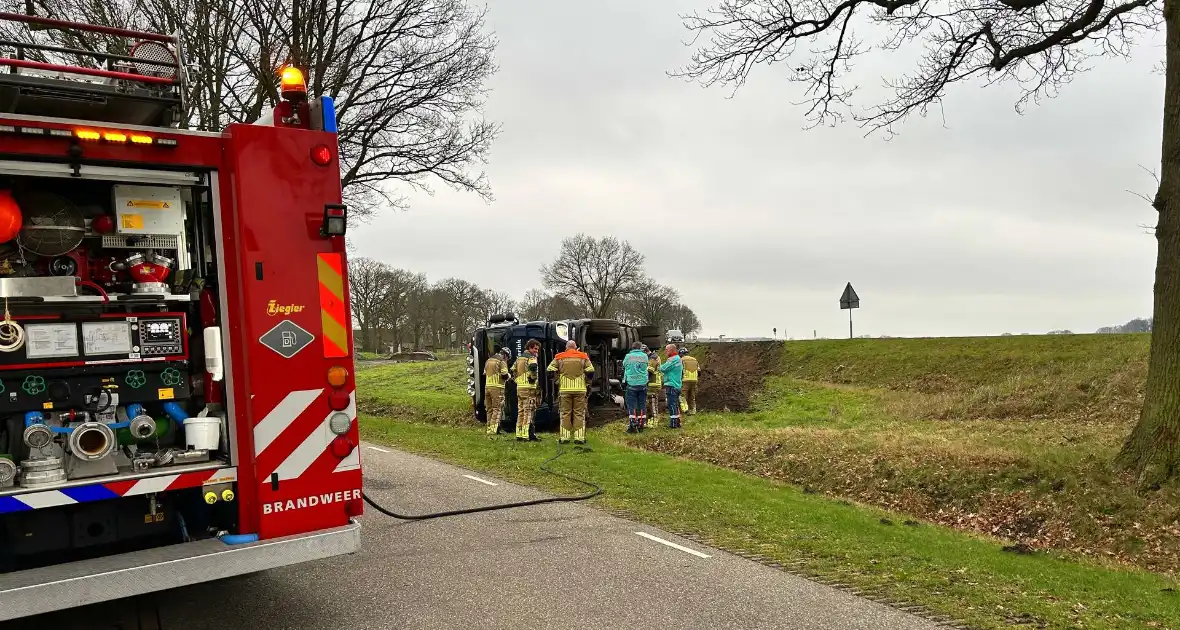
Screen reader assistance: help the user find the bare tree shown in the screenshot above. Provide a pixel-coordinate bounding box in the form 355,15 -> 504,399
8,0 -> 500,217
480,290 -> 516,319
540,234 -> 646,318
432,277 -> 486,347
518,289 -> 551,321
348,257 -> 393,353
673,0 -> 1175,480
617,280 -> 681,327
236,0 -> 500,214
377,268 -> 428,351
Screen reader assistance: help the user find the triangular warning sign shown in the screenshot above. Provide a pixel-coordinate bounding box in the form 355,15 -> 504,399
126,200 -> 134,206
839,283 -> 860,309
162,202 -> 170,208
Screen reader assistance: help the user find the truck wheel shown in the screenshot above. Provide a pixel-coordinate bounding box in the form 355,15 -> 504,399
637,326 -> 661,338
641,335 -> 663,350
587,319 -> 621,337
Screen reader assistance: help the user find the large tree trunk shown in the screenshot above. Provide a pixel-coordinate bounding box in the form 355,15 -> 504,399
358,323 -> 374,354
1117,0 -> 1180,480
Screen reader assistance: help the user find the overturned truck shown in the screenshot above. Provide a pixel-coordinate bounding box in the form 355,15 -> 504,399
467,314 -> 664,431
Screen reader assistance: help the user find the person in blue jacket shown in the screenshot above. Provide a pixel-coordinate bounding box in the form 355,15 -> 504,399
621,342 -> 651,432
659,344 -> 684,429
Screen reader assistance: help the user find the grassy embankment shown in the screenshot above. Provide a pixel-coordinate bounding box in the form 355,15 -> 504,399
356,336 -> 1180,630
640,335 -> 1178,573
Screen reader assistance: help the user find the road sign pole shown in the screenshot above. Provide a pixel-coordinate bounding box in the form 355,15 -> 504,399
839,282 -> 860,340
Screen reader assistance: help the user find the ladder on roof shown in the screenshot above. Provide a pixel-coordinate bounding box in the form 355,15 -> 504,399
0,11 -> 185,128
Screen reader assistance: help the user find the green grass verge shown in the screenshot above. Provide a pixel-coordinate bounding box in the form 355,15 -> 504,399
361,416 -> 1180,630
355,358 -> 469,424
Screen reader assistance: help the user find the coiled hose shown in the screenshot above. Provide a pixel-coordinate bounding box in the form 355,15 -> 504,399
0,299 -> 23,353
361,442 -> 602,521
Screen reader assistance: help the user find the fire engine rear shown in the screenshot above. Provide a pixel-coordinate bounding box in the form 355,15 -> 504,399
0,13 -> 361,620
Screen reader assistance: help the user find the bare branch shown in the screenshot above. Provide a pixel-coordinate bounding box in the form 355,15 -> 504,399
6,0 -> 499,217
671,0 -> 1162,133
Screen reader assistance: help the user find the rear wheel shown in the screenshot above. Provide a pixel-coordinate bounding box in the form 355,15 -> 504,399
640,335 -> 663,351
587,319 -> 621,337
636,325 -> 661,338
617,327 -> 637,350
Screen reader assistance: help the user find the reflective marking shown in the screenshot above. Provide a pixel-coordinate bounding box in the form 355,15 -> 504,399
61,484 -> 119,503
17,490 -> 76,510
253,389 -> 322,456
123,474 -> 179,496
334,442 -> 361,473
273,392 -> 355,481
365,446 -> 390,453
635,532 -> 712,558
462,474 -> 498,487
318,252 -> 348,358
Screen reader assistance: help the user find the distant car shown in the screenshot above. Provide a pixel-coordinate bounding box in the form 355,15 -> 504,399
666,329 -> 685,344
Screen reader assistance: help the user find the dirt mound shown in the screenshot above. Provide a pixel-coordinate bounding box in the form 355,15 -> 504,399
695,342 -> 783,412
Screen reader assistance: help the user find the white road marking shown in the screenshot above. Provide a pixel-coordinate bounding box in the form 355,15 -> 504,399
366,445 -> 391,453
462,474 -> 499,486
635,532 -> 712,559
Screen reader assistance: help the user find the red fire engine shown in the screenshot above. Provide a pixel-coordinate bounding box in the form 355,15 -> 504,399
0,13 -> 361,620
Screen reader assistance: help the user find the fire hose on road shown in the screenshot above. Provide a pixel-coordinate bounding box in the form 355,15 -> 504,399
361,442 -> 602,521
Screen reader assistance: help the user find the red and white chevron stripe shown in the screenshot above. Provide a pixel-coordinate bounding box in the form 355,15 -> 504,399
252,388 -> 357,485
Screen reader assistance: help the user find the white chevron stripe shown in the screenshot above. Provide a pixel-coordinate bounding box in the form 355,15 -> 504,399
273,392 -> 356,482
18,490 -> 76,509
124,474 -> 179,496
333,445 -> 361,473
253,389 -> 322,456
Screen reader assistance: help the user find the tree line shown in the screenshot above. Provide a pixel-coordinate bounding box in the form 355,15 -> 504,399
349,234 -> 702,353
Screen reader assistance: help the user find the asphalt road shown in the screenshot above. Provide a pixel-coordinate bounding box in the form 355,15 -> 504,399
3,445 -> 945,630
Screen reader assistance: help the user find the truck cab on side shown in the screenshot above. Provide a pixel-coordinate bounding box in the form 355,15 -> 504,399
467,315 -> 660,431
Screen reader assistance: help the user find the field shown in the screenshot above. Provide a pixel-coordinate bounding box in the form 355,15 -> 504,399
356,334 -> 1180,630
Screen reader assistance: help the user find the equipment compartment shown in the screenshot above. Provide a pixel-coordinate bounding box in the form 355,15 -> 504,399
0,173 -> 230,497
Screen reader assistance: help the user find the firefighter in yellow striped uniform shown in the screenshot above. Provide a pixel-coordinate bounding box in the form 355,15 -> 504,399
680,347 -> 701,415
483,348 -> 510,435
513,340 -> 541,441
647,349 -> 663,420
547,340 -> 594,444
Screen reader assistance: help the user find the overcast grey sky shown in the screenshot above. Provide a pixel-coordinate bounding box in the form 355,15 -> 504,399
349,0 -> 1163,339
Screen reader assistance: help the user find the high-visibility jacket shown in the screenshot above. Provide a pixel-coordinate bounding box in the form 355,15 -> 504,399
682,355 -> 700,382
514,354 -> 539,394
647,358 -> 662,389
547,350 -> 594,392
484,356 -> 509,389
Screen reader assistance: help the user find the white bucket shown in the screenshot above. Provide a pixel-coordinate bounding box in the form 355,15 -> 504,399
183,417 -> 221,451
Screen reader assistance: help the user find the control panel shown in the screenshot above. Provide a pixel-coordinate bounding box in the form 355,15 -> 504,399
1,313 -> 187,368
138,318 -> 184,357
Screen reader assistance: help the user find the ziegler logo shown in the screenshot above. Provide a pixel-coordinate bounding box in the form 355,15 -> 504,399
263,489 -> 361,514
267,300 -> 306,316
